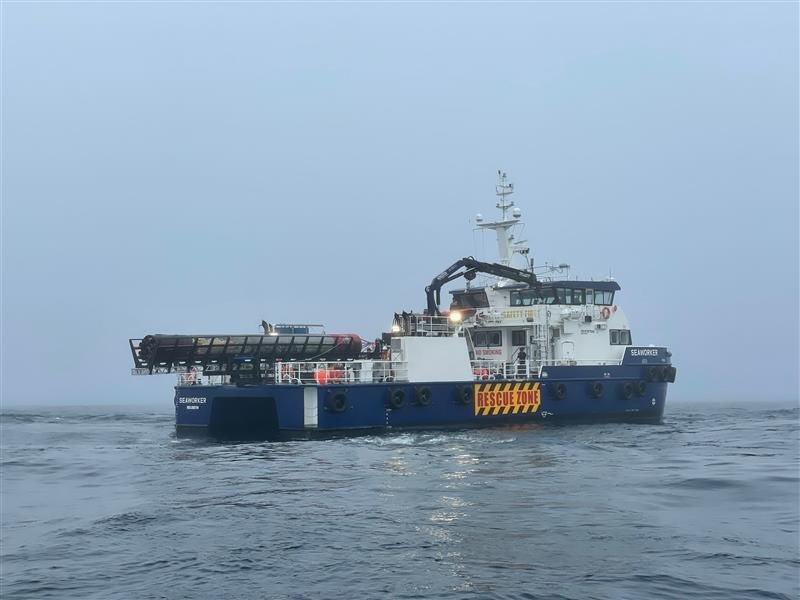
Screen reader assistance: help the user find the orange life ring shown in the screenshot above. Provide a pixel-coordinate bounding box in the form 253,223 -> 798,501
314,369 -> 329,385
600,307 -> 611,319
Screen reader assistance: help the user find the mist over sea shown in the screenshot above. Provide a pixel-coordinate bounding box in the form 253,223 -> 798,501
1,401 -> 797,600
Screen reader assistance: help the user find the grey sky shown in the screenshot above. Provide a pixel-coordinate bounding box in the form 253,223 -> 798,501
2,2 -> 798,406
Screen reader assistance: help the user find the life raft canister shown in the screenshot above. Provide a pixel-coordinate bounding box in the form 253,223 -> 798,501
600,307 -> 611,319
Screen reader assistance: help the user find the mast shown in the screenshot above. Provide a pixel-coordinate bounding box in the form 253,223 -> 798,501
475,170 -> 529,267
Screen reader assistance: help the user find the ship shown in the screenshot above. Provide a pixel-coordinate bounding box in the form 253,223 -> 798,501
129,172 -> 676,437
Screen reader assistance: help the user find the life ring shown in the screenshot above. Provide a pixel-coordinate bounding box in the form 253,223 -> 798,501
620,382 -> 634,400
455,386 -> 472,406
635,380 -> 647,396
387,388 -> 405,409
590,381 -> 603,398
600,307 -> 611,319
552,382 -> 567,400
328,392 -> 347,412
415,387 -> 432,407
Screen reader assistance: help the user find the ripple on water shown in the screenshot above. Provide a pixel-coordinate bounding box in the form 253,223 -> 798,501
0,402 -> 797,600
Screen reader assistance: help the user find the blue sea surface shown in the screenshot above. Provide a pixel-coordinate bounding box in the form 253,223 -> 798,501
1,401 -> 798,599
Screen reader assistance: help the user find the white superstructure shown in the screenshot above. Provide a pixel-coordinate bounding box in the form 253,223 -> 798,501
459,172 -> 631,368
392,171 -> 635,378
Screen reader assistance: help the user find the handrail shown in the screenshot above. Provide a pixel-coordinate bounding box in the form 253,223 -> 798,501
470,358 -> 622,381
274,360 -> 408,385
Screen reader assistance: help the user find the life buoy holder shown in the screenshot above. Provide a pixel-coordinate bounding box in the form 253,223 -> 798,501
415,387 -> 432,407
600,307 -> 611,319
387,388 -> 405,410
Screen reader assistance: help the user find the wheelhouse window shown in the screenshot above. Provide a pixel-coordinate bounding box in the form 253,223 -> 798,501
609,329 -> 632,345
511,330 -> 526,346
474,330 -> 502,347
452,291 -> 489,309
594,290 -> 614,305
555,287 -> 585,305
510,288 -> 556,306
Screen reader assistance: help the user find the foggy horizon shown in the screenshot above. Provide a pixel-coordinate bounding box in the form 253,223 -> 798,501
2,2 -> 798,406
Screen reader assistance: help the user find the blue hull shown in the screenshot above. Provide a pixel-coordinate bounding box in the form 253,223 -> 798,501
173,364 -> 671,438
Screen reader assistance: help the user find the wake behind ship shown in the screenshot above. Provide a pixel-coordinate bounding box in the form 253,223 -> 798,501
130,172 -> 676,437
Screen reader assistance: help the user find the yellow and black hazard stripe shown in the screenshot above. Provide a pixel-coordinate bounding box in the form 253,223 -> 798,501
473,381 -> 541,416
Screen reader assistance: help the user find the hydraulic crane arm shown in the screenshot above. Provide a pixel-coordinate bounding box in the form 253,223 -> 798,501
425,256 -> 538,315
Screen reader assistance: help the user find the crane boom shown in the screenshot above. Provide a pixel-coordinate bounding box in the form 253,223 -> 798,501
425,256 -> 537,315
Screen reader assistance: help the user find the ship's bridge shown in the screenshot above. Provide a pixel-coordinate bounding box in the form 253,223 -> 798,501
450,280 -> 621,310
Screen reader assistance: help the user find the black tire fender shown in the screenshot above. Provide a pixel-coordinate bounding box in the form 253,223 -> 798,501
455,386 -> 472,406
590,381 -> 603,398
328,392 -> 347,412
621,382 -> 634,400
415,387 -> 431,407
387,387 -> 405,410
552,382 -> 567,400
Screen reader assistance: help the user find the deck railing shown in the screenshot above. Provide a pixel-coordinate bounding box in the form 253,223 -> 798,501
274,360 -> 408,385
393,313 -> 456,337
471,358 -> 623,380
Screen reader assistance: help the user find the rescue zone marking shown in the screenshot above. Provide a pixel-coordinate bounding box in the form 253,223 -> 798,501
473,382 -> 541,416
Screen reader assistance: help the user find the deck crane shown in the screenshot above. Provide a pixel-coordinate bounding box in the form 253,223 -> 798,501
425,256 -> 538,316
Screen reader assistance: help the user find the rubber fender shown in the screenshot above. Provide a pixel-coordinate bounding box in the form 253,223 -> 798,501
415,387 -> 432,407
387,388 -> 405,410
590,381 -> 603,398
620,382 -> 634,400
646,366 -> 659,382
455,386 -> 472,405
328,392 -> 347,413
635,380 -> 647,396
552,382 -> 567,400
